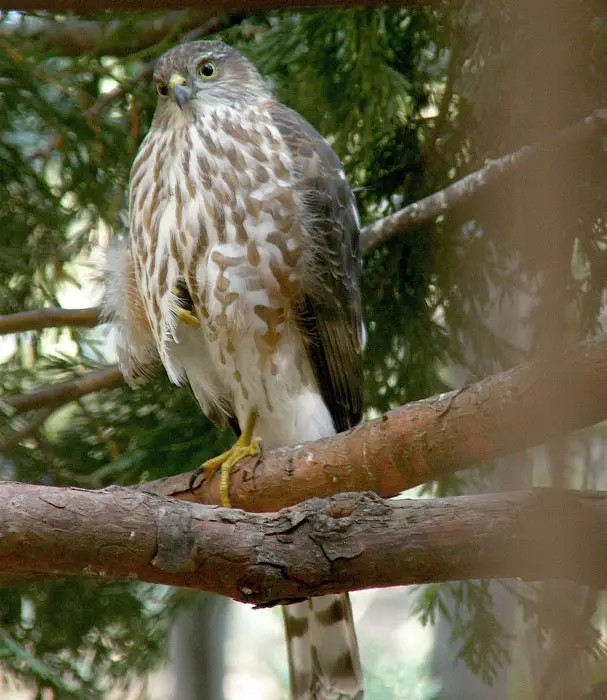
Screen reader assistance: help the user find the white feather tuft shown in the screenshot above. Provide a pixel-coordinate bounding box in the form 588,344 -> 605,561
100,238 -> 159,384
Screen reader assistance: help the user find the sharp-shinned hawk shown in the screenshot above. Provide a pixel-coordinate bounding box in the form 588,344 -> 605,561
104,40 -> 365,700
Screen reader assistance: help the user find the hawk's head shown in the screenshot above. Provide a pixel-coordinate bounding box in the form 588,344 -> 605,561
152,41 -> 271,119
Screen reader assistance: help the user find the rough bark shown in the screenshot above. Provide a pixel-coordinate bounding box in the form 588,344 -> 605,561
143,332 -> 607,511
0,484 -> 606,601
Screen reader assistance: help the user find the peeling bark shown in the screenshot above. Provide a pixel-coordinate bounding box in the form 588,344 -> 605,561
144,333 -> 607,512
0,484 -> 606,600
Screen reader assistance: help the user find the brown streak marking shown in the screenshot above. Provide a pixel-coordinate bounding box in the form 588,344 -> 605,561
271,153 -> 289,179
267,233 -> 303,269
157,255 -> 168,294
246,196 -> 261,218
247,240 -> 261,267
175,186 -> 183,229
236,224 -> 248,245
214,289 -> 239,306
186,173 -> 196,200
131,141 -> 153,181
226,143 -> 246,170
255,164 -> 269,183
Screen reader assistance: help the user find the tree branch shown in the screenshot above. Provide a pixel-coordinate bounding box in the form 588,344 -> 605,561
0,307 -> 101,336
0,11 -> 221,56
8,1 -> 442,15
0,409 -> 52,453
0,484 -> 605,600
3,366 -> 123,415
360,107 -> 607,253
143,332 -> 607,511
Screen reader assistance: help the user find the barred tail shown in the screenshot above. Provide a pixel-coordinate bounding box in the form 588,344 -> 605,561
283,593 -> 363,700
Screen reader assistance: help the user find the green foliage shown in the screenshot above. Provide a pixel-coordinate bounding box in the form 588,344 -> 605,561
2,2 -> 607,695
413,582 -> 512,686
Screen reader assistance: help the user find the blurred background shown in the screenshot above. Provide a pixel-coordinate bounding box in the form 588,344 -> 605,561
1,1 -> 607,698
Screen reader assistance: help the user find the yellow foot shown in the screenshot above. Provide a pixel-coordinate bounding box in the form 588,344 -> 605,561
172,283 -> 199,327
203,437 -> 262,507
175,306 -> 199,327
190,409 -> 261,507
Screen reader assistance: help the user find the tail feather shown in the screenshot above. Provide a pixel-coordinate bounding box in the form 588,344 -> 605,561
283,594 -> 363,700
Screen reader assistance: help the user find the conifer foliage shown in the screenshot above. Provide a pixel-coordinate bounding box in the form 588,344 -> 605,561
1,3 -> 607,697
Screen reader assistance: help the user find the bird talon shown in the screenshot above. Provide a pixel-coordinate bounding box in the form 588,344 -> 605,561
175,306 -> 200,327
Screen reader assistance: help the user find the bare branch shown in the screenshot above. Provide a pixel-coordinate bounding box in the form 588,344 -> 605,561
4,366 -> 123,415
361,107 -> 607,253
143,332 -> 607,511
0,307 -> 101,336
0,484 -> 605,600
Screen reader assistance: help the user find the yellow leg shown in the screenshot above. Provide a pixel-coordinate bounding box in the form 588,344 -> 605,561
171,285 -> 200,327
176,307 -> 199,327
202,409 -> 262,507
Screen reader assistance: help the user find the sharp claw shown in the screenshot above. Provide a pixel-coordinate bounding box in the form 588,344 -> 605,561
176,307 -> 199,327
193,436 -> 262,507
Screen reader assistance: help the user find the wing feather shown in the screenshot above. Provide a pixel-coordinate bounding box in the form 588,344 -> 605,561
269,104 -> 364,432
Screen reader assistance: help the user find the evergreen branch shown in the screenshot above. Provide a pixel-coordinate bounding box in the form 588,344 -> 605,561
144,332 -> 607,511
7,1 -> 441,16
0,307 -> 101,335
0,486 -> 605,599
361,107 -> 607,253
0,11 -> 219,57
0,409 -> 52,453
3,366 -> 123,415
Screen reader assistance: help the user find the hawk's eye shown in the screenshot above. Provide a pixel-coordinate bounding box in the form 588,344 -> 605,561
156,83 -> 169,98
198,60 -> 218,81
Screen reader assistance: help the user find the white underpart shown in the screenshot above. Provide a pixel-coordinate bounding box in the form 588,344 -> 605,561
129,102 -> 334,446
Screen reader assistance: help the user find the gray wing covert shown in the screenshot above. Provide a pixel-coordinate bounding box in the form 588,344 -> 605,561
269,104 -> 364,432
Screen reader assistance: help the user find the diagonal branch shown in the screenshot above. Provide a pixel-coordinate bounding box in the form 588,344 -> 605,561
0,307 -> 101,336
360,107 -> 607,252
0,11 -> 220,56
3,366 -> 123,415
1,108 -> 604,339
0,409 -> 52,453
143,332 -> 607,511
0,484 -> 605,600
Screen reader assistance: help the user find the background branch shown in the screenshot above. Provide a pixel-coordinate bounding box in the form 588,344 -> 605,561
144,332 -> 607,511
361,107 -> 607,252
6,1 -> 444,15
3,366 -> 123,415
0,11 -> 220,56
0,484 -> 606,601
0,307 -> 101,336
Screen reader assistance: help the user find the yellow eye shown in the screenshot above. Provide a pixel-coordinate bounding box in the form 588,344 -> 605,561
198,60 -> 218,81
156,83 -> 169,98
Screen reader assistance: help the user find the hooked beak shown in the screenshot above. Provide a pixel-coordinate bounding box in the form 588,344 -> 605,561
169,73 -> 191,110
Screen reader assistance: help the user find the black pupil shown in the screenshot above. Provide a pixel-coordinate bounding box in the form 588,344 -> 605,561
159,85 -> 167,95
202,63 -> 214,76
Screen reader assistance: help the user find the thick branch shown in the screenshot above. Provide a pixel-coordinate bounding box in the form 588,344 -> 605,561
0,307 -> 101,336
0,484 -> 605,600
3,366 -> 123,415
360,107 -> 607,252
144,333 -> 607,511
